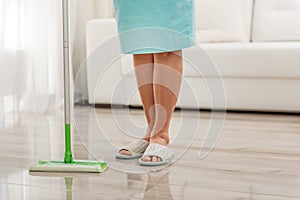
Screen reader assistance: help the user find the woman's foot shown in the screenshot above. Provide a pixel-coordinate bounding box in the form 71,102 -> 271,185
141,132 -> 169,162
119,137 -> 150,156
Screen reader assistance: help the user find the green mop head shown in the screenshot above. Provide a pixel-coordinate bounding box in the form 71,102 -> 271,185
29,160 -> 107,173
29,124 -> 107,173
28,124 -> 108,173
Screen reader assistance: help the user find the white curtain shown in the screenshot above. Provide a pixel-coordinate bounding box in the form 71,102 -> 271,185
0,0 -> 63,114
0,0 -> 113,116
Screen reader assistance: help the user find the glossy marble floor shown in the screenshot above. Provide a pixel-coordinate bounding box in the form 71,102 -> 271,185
0,106 -> 300,200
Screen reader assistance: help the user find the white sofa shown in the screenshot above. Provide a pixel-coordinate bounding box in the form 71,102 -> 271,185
86,0 -> 300,112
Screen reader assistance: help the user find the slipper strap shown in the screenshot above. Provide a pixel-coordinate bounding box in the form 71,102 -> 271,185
141,143 -> 174,162
119,139 -> 148,155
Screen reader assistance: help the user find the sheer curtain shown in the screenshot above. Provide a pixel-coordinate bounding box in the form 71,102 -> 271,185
0,0 -> 63,114
0,0 -> 113,116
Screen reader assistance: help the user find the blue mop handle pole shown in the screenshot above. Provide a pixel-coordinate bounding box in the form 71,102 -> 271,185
62,0 -> 73,163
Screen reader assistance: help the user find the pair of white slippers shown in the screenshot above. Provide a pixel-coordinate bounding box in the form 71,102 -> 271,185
115,139 -> 174,166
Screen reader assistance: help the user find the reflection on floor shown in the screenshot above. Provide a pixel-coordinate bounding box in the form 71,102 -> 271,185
0,106 -> 300,200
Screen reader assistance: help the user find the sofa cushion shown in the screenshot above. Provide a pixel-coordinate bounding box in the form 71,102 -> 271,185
195,0 -> 253,43
190,42 -> 300,78
121,43 -> 300,78
252,0 -> 300,42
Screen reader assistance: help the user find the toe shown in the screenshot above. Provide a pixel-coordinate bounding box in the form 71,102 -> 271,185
157,157 -> 162,162
142,156 -> 152,162
152,156 -> 157,162
124,150 -> 132,156
120,150 -> 132,156
151,156 -> 162,162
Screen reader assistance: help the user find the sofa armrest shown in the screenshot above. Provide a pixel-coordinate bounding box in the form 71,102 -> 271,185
86,18 -> 124,104
86,18 -> 118,56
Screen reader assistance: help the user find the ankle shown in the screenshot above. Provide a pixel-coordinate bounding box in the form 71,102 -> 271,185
150,131 -> 169,145
144,124 -> 154,142
143,136 -> 150,142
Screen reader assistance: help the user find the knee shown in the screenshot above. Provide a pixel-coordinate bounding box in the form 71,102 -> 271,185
154,50 -> 181,61
157,52 -> 170,58
133,53 -> 154,66
154,52 -> 171,61
133,53 -> 153,60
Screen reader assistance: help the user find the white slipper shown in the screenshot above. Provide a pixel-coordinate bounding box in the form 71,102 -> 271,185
116,139 -> 149,159
138,143 -> 174,166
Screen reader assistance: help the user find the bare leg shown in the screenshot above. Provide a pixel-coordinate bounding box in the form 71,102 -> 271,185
142,50 -> 183,162
119,53 -> 155,156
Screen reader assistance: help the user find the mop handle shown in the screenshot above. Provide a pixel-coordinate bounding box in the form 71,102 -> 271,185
63,0 -> 70,124
62,0 -> 73,163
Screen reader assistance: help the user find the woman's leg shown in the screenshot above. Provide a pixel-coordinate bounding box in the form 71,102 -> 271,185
142,50 -> 183,162
119,53 -> 155,156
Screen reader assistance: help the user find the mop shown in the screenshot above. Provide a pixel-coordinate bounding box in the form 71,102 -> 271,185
29,0 -> 107,173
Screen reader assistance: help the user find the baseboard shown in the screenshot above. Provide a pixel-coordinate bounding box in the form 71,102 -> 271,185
91,104 -> 300,116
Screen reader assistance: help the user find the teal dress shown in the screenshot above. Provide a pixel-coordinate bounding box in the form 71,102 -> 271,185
113,0 -> 196,54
